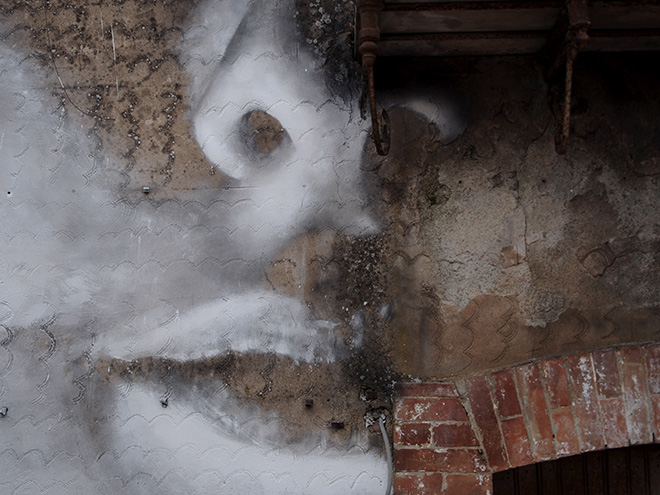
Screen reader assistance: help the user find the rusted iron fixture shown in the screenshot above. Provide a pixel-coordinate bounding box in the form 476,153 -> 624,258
355,0 -> 660,156
557,0 -> 590,154
357,0 -> 390,156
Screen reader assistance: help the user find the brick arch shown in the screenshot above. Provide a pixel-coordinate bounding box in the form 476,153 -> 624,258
393,344 -> 660,495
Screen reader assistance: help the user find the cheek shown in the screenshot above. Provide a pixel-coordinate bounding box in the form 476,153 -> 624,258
193,110 -> 247,179
255,122 -> 368,205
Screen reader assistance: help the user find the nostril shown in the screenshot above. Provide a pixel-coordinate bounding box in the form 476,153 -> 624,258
242,110 -> 290,156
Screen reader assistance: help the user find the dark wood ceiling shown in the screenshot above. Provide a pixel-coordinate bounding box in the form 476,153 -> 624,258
371,1 -> 660,57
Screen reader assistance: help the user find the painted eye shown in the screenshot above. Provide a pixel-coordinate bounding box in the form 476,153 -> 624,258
242,110 -> 290,156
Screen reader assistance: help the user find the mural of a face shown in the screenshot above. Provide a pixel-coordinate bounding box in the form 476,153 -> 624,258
0,1 -> 388,493
190,5 -> 375,235
99,0 -> 380,363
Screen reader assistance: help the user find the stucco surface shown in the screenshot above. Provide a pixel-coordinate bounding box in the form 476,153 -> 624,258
1,0 -> 660,493
1,0 -> 389,493
384,55 -> 660,377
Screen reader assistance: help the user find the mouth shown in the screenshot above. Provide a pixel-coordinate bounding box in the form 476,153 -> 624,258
94,348 -> 386,448
91,349 -> 389,494
89,226 -> 396,473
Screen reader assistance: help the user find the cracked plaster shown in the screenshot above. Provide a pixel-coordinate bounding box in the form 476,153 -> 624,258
1,0 -> 660,493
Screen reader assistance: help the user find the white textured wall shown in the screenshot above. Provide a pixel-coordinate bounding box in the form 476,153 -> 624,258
0,1 -> 389,492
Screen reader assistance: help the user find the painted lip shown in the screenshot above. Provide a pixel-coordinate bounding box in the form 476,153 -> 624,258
95,290 -> 348,364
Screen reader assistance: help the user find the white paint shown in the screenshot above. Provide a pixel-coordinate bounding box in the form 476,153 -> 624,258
97,383 -> 387,494
110,24 -> 116,63
105,291 -> 343,362
109,0 -> 380,365
412,402 -> 430,420
0,0 -> 391,492
382,88 -> 467,145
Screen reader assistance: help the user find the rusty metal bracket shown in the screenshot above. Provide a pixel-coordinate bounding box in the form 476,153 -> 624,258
357,0 -> 390,156
556,0 -> 590,154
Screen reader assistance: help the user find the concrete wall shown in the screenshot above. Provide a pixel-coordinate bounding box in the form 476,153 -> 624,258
1,0 -> 659,493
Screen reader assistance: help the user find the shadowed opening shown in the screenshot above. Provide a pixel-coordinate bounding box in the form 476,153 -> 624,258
493,443 -> 660,495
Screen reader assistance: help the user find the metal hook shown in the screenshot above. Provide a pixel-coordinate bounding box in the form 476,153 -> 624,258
556,0 -> 590,154
357,1 -> 389,156
367,66 -> 390,156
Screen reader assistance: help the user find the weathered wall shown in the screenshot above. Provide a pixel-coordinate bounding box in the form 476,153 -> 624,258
1,0 -> 659,493
1,1 -> 390,493
380,54 -> 660,378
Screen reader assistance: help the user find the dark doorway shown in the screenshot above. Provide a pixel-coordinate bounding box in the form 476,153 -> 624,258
493,443 -> 660,495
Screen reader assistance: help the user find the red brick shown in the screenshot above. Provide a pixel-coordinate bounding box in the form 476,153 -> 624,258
443,474 -> 492,495
541,358 -> 572,408
621,346 -> 644,364
395,473 -> 423,495
397,398 -> 468,423
395,448 -> 487,474
592,349 -> 622,398
394,473 -> 444,495
600,398 -> 628,449
490,369 -> 521,418
432,424 -> 479,448
565,353 -> 605,452
500,416 -> 533,467
396,382 -> 460,398
645,345 -> 660,394
551,407 -> 580,456
621,348 -> 653,444
650,394 -> 660,442
516,363 -> 556,461
395,423 -> 432,447
467,375 -> 509,471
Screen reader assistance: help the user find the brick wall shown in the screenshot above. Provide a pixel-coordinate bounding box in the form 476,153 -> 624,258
393,344 -> 660,495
